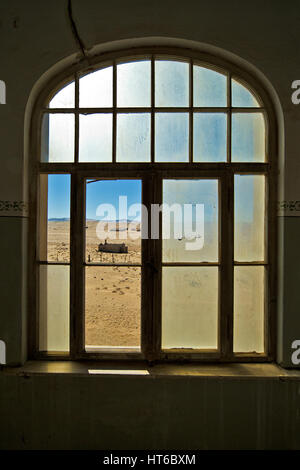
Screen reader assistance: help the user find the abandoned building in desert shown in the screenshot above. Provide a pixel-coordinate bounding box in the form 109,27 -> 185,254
98,240 -> 128,254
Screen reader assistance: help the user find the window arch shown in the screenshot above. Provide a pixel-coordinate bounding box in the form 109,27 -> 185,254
31,48 -> 277,362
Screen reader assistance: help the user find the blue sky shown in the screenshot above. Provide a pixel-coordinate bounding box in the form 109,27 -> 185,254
47,175 -> 142,220
48,174 -> 70,219
86,179 -> 142,220
47,174 -> 260,223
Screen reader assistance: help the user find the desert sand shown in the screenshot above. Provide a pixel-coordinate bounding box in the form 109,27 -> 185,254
46,220 -> 263,353
47,220 -> 141,348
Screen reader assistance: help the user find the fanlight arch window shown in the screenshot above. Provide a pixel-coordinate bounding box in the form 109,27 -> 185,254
33,50 -> 276,362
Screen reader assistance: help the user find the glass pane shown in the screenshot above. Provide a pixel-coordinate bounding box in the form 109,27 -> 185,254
117,61 -> 151,107
162,267 -> 219,349
117,113 -> 151,162
232,79 -> 260,107
49,81 -> 75,108
193,113 -> 227,162
155,60 -> 189,107
162,179 -> 218,262
79,66 -> 113,108
85,179 -> 142,264
39,174 -> 71,262
232,113 -> 265,162
79,114 -> 112,162
193,66 -> 227,107
39,265 -> 70,352
234,266 -> 265,353
85,267 -> 141,349
41,113 -> 74,162
155,113 -> 189,162
235,175 -> 265,262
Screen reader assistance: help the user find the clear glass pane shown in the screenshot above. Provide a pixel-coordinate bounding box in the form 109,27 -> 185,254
232,113 -> 265,162
39,265 -> 70,352
162,267 -> 219,349
162,179 -> 219,262
193,66 -> 227,107
232,79 -> 260,107
85,267 -> 141,349
235,175 -> 265,262
39,174 -> 71,262
85,179 -> 142,264
193,113 -> 227,162
155,113 -> 189,162
79,66 -> 113,108
117,60 -> 151,107
117,113 -> 151,162
41,113 -> 74,162
49,81 -> 75,108
79,114 -> 112,162
155,60 -> 189,107
234,266 -> 265,353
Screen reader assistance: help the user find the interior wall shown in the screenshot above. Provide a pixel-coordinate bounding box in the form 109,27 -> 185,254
1,0 -> 300,449
0,372 -> 300,450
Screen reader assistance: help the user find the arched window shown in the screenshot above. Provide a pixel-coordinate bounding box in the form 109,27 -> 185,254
31,48 -> 277,362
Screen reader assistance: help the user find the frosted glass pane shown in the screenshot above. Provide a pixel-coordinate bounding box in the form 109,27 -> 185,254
232,79 -> 260,107
79,67 -> 112,108
155,113 -> 189,162
162,267 -> 218,349
79,114 -> 112,162
232,113 -> 265,162
193,113 -> 227,162
85,179 -> 142,264
155,60 -> 189,107
235,175 -> 265,262
49,81 -> 75,108
85,267 -> 141,348
193,66 -> 227,107
39,174 -> 71,262
117,113 -> 151,162
39,265 -> 70,352
162,179 -> 218,262
234,266 -> 265,353
117,61 -> 151,107
41,114 -> 74,162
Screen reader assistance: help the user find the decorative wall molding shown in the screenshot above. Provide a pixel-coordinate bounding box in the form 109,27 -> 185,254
277,200 -> 300,216
0,200 -> 29,217
0,198 -> 299,218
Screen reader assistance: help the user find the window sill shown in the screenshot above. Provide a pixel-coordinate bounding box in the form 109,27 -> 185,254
1,361 -> 299,379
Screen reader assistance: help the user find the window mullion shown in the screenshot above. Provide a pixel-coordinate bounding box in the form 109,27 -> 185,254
151,55 -> 155,163
141,174 -> 154,360
152,173 -> 162,360
112,61 -> 117,163
70,172 -> 85,358
220,172 -> 234,358
189,59 -> 193,163
74,72 -> 79,164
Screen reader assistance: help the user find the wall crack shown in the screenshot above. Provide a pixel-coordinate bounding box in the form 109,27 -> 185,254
67,0 -> 88,60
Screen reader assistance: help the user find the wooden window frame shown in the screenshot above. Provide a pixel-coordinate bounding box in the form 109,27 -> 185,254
28,47 -> 278,363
